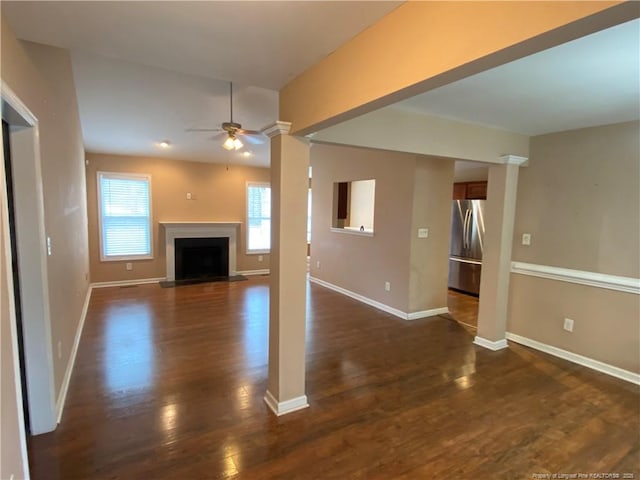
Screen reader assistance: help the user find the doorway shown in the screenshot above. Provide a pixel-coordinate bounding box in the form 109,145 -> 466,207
1,83 -> 57,436
3,119 -> 30,432
447,161 -> 489,329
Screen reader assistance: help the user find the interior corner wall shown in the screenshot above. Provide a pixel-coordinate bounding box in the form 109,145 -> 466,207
508,121 -> 640,373
1,20 -> 89,474
85,153 -> 271,283
408,156 -> 455,314
310,143 -> 413,312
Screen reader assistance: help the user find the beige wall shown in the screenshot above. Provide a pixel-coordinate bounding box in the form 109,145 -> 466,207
281,1 -> 626,134
313,108 -> 530,164
1,23 -> 88,471
86,153 -> 271,282
310,143 -> 453,314
20,41 -> 90,400
508,121 -> 640,372
408,157 -> 455,313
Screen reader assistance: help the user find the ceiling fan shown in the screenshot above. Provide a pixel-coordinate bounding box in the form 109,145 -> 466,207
187,82 -> 264,150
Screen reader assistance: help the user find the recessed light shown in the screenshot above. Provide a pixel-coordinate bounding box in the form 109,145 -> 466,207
159,140 -> 171,148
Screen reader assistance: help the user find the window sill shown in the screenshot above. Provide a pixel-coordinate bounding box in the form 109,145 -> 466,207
330,227 -> 374,237
100,255 -> 153,262
247,250 -> 270,255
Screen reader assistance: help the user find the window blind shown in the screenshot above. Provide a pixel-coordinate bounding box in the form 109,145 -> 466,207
98,173 -> 151,259
247,184 -> 270,253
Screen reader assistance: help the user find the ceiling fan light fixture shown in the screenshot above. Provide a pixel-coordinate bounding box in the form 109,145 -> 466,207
222,135 -> 236,150
222,134 -> 244,151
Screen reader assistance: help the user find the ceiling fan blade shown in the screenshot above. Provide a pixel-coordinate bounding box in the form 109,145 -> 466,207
210,132 -> 226,141
237,128 -> 263,136
186,128 -> 224,132
243,135 -> 264,145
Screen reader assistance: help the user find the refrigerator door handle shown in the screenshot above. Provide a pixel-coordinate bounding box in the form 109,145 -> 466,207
467,210 -> 473,248
461,210 -> 467,249
463,209 -> 471,249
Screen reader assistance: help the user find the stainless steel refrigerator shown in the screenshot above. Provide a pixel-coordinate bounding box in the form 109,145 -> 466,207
448,200 -> 486,295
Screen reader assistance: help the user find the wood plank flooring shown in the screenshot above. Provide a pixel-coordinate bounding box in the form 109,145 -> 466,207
28,276 -> 639,479
446,289 -> 479,329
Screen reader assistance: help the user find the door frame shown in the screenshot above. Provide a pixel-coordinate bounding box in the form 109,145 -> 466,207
1,81 -> 57,437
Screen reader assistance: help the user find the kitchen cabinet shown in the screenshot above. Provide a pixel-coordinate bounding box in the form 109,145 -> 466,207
452,181 -> 487,200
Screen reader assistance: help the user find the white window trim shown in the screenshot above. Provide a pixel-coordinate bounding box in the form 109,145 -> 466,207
97,171 -> 153,262
246,181 -> 271,255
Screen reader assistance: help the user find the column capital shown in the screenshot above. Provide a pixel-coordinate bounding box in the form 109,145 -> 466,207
500,154 -> 529,166
262,121 -> 292,138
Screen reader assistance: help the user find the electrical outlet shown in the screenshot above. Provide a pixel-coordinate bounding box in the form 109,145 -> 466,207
418,228 -> 429,238
126,262 -> 133,271
258,255 -> 263,262
563,318 -> 574,332
57,341 -> 62,359
316,261 -> 320,269
384,281 -> 391,292
522,233 -> 531,246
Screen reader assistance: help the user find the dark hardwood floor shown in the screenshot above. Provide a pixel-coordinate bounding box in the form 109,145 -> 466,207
446,289 -> 479,329
28,276 -> 639,479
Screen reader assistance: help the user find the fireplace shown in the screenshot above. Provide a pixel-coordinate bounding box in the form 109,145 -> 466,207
175,237 -> 229,280
160,222 -> 240,281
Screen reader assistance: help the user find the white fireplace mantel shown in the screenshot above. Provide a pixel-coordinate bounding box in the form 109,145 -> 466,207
160,221 -> 241,280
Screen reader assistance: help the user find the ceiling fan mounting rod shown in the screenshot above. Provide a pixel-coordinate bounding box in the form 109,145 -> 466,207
229,81 -> 233,123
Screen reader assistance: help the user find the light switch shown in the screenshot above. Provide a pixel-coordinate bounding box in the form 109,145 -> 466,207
47,236 -> 52,256
186,192 -> 192,200
522,233 -> 531,246
418,228 -> 429,238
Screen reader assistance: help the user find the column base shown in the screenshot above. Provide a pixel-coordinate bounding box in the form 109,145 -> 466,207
473,336 -> 508,351
264,390 -> 309,416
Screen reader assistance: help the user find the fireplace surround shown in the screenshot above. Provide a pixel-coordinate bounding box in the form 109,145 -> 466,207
160,222 -> 240,281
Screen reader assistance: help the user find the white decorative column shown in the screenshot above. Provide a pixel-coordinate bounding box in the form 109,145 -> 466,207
475,155 -> 528,350
262,121 -> 310,415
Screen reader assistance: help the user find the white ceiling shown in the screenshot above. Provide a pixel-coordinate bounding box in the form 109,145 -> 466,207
393,19 -> 640,136
2,0 -> 402,166
2,1 -> 402,90
70,51 -> 277,166
2,3 -> 637,167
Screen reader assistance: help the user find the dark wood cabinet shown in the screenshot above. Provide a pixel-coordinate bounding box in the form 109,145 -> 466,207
465,182 -> 487,199
452,183 -> 467,200
337,182 -> 349,219
452,181 -> 487,200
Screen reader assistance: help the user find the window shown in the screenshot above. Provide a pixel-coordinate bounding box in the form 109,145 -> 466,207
97,172 -> 152,261
332,179 -> 375,235
247,182 -> 271,253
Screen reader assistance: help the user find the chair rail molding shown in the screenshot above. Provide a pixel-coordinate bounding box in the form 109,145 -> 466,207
511,262 -> 640,295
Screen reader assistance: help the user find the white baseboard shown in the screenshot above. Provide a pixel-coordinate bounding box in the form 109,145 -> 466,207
309,276 -> 447,321
56,285 -> 92,423
407,307 -> 449,320
264,390 -> 309,416
236,269 -> 270,276
506,332 -> 640,385
473,336 -> 508,351
90,277 -> 165,289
